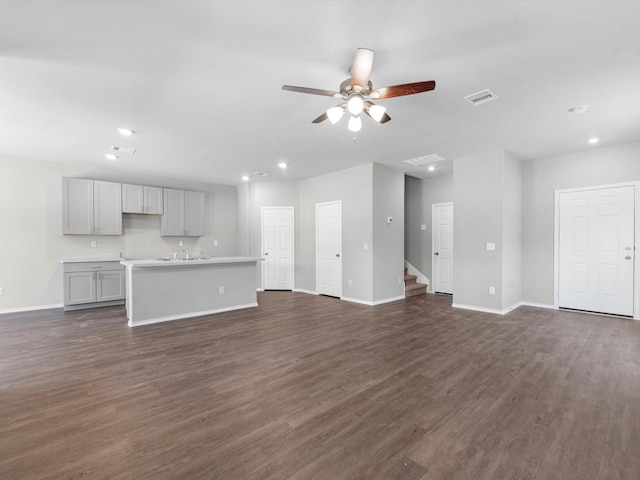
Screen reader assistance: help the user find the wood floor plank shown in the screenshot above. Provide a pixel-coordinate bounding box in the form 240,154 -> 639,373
1,292 -> 639,479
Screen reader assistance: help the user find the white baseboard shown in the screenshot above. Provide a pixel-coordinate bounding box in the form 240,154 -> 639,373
128,302 -> 258,327
404,260 -> 430,287
520,301 -> 556,310
452,302 -> 523,316
341,295 -> 405,306
293,288 -> 318,295
0,303 -> 64,315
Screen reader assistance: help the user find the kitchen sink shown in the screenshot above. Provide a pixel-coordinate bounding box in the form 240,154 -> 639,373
155,256 -> 210,262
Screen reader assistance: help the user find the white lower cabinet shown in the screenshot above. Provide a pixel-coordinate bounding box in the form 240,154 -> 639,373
63,261 -> 125,311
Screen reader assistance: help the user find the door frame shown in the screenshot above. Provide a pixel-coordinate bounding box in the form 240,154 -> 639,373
432,202 -> 454,295
261,206 -> 295,290
316,200 -> 342,298
553,181 -> 639,319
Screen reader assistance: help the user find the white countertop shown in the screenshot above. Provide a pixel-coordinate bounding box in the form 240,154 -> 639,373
120,256 -> 263,268
60,253 -> 124,263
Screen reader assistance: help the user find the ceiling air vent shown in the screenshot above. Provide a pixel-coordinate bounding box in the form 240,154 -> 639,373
252,172 -> 269,177
464,89 -> 498,106
402,153 -> 446,166
111,145 -> 137,154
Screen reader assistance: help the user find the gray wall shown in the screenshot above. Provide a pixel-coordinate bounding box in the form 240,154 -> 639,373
372,163 -> 405,301
244,181 -> 300,288
238,162 -> 406,304
453,150 -> 505,310
298,163 -> 374,301
0,155 -> 238,312
522,140 -> 640,305
501,152 -> 522,310
404,173 -> 453,286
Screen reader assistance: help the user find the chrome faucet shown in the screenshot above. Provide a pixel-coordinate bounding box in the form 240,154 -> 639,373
173,251 -> 179,261
183,249 -> 189,260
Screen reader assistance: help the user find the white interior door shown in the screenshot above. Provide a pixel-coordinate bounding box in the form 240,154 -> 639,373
316,201 -> 342,297
432,203 -> 454,294
262,207 -> 294,290
558,185 -> 635,316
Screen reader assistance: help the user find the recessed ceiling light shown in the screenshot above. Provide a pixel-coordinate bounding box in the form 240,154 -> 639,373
568,105 -> 589,115
104,153 -> 118,161
428,165 -> 435,172
241,175 -> 250,182
278,162 -> 287,169
588,137 -> 599,144
116,127 -> 134,136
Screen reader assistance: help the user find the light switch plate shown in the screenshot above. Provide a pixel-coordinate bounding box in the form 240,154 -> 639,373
486,242 -> 496,251
420,224 -> 427,231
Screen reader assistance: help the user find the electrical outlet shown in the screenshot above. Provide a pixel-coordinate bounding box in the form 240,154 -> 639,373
219,286 -> 225,294
214,240 -> 218,246
179,240 -> 184,247
348,279 -> 353,286
91,240 -> 97,248
363,243 -> 368,250
489,286 -> 495,295
420,224 -> 427,231
0,287 -> 3,296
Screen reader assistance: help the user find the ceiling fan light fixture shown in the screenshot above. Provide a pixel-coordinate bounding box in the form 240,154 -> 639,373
367,104 -> 386,122
327,106 -> 345,124
347,95 -> 364,115
348,115 -> 362,132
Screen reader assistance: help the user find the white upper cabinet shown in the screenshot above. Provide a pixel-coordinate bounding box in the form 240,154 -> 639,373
122,184 -> 163,215
161,188 -> 205,236
62,178 -> 122,235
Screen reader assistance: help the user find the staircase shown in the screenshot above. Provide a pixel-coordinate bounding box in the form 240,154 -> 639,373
404,265 -> 427,298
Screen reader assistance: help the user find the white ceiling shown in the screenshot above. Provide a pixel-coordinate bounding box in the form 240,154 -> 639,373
2,1 -> 640,185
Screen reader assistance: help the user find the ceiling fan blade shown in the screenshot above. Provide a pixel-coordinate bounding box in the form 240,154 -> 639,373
370,80 -> 436,99
312,112 -> 328,123
282,85 -> 341,97
350,48 -> 374,91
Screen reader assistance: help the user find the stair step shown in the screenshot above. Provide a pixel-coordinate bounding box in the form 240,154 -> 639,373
404,264 -> 426,297
405,283 -> 427,297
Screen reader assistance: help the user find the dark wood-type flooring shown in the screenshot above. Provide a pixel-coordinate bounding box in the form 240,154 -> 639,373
1,292 -> 639,479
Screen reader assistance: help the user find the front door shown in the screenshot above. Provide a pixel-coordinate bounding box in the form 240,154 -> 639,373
433,203 -> 454,294
316,201 -> 342,297
557,185 -> 635,316
262,207 -> 294,290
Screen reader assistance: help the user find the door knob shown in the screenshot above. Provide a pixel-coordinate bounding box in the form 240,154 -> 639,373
336,253 -> 340,257
625,255 -> 632,260
434,252 -> 439,256
264,252 -> 268,255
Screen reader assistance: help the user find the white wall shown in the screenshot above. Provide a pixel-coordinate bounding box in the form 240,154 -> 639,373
0,155 -> 238,312
521,140 -> 640,305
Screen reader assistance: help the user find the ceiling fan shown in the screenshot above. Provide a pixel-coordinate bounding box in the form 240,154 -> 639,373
282,48 -> 436,132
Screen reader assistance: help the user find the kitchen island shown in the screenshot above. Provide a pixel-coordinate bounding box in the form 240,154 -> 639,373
120,257 -> 261,327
